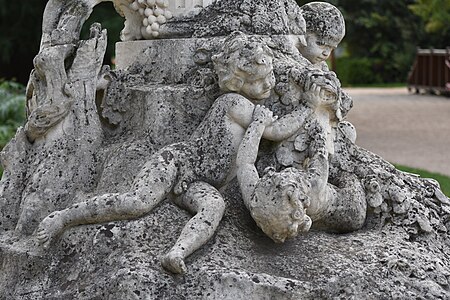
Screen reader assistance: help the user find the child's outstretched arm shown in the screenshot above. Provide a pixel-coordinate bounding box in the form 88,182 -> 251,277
236,105 -> 277,209
225,94 -> 311,142
262,106 -> 312,141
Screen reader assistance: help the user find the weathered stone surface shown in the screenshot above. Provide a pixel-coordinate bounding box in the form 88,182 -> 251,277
115,39 -> 215,81
1,1 -> 449,299
1,182 -> 449,299
0,24 -> 107,236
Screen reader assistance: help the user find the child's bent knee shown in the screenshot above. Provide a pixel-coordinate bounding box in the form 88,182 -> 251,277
209,196 -> 225,215
198,192 -> 225,216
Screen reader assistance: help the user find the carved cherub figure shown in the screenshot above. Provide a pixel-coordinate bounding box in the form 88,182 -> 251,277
35,33 -> 312,274
270,2 -> 357,182
299,1 -> 353,119
277,2 -> 352,122
212,31 -> 276,100
236,105 -> 312,243
272,67 -> 343,170
237,86 -> 367,242
297,2 -> 345,70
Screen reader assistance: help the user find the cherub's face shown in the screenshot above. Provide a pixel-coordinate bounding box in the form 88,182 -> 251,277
307,71 -> 340,105
270,181 -> 312,242
300,33 -> 338,64
217,51 -> 275,100
261,184 -> 312,243
238,53 -> 276,100
239,71 -> 275,100
250,172 -> 312,243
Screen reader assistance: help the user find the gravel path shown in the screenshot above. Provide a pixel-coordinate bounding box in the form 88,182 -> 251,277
345,87 -> 450,176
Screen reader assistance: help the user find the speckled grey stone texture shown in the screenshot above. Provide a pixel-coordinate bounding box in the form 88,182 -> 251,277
1,181 -> 449,299
1,1 -> 449,299
301,1 -> 345,45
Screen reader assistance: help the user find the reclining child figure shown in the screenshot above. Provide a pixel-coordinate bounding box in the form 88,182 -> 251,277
35,33 -> 318,274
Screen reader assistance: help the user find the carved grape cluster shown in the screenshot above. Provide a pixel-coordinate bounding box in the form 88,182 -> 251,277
129,0 -> 173,38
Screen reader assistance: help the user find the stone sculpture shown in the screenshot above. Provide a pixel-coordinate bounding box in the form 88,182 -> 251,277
1,0 -> 449,299
35,32 -> 316,274
237,82 -> 367,243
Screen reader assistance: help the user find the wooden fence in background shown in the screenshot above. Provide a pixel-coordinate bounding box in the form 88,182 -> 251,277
407,48 -> 450,95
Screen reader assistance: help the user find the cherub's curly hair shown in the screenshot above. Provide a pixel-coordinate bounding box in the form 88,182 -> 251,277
301,2 -> 345,45
249,167 -> 311,243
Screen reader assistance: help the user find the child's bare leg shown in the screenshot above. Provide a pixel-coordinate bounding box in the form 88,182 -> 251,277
36,148 -> 179,248
316,173 -> 367,233
161,181 -> 225,274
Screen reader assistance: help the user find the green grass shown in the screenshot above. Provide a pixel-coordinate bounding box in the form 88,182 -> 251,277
395,164 -> 450,197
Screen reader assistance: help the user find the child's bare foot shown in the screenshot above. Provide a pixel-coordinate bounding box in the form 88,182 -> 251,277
161,251 -> 187,274
35,211 -> 66,249
298,215 -> 312,233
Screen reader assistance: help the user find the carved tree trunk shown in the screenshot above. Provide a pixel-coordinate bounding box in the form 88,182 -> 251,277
0,24 -> 106,235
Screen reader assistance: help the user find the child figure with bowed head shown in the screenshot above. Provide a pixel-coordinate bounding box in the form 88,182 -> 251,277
282,2 -> 352,123
35,32 -> 313,274
298,1 -> 345,70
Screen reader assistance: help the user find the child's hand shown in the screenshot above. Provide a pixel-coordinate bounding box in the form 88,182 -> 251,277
252,105 -> 278,126
303,79 -> 337,109
303,81 -> 323,109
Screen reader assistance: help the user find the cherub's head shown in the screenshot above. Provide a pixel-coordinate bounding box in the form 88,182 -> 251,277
212,32 -> 276,100
283,66 -> 340,110
298,2 -> 345,64
249,167 -> 312,243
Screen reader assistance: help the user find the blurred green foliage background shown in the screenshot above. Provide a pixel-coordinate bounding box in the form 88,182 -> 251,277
0,81 -> 26,149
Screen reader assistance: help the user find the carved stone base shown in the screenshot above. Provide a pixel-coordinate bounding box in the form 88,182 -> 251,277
1,180 -> 448,299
